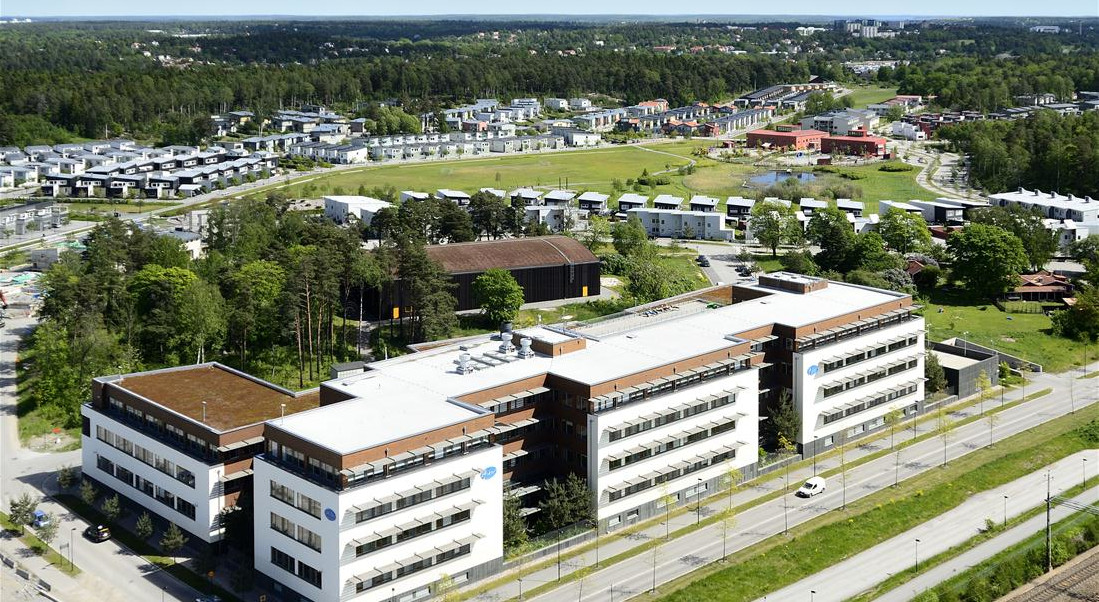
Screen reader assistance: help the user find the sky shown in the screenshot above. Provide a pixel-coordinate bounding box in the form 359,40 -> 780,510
1,0 -> 1096,18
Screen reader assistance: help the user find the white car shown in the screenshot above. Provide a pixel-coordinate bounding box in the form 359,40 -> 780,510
795,476 -> 826,498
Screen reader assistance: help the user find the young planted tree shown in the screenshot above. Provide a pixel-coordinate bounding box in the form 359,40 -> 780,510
101,494 -> 121,523
35,514 -> 58,550
160,523 -> 189,562
976,369 -> 992,414
884,408 -> 903,450
79,479 -> 98,506
472,269 -> 525,328
936,408 -> 956,467
988,411 -> 1000,448
56,465 -> 75,490
720,466 -> 743,561
8,492 -> 37,535
136,511 -> 155,541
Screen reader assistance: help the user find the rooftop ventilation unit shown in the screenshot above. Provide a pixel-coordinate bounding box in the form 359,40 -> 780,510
518,338 -> 535,359
499,330 -> 516,353
456,353 -> 475,374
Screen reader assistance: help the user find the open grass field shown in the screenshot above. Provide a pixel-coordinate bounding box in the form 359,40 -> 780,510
844,86 -> 899,108
923,289 -> 1089,373
248,145 -> 697,202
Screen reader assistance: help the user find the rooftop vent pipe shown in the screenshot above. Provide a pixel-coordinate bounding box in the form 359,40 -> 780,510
518,338 -> 534,359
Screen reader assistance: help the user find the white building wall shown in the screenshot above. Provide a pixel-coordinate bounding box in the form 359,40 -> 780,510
791,317 -> 925,446
254,445 -> 502,602
80,405 -> 224,542
586,369 -> 759,524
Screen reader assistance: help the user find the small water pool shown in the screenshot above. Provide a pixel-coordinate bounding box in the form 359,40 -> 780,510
749,171 -> 817,186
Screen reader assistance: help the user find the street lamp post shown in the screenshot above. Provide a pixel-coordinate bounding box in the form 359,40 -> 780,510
914,538 -> 921,573
811,590 -> 816,602
1003,495 -> 1009,528
696,478 -> 703,526
1084,458 -> 1089,489
69,527 -> 75,571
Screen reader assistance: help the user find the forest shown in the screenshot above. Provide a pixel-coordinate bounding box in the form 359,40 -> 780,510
938,110 -> 1099,195
3,19 -> 1099,146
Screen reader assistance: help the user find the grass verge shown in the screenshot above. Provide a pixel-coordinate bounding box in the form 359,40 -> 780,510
55,494 -> 241,601
0,510 -> 81,576
647,405 -> 1099,601
908,504 -> 1099,602
846,475 -> 1099,602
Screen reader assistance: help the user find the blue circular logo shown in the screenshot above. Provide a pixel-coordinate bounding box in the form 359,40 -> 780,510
807,364 -> 819,376
481,466 -> 498,480
324,508 -> 336,521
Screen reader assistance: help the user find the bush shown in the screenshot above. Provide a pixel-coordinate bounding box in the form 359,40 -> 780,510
598,252 -> 633,276
879,162 -> 915,172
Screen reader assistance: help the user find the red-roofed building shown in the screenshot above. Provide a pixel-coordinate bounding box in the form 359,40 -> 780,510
820,128 -> 887,156
745,129 -> 827,150
1007,270 -> 1074,302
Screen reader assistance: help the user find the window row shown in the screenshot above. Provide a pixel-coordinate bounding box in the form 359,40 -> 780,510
821,335 -> 921,374
270,480 -> 323,519
270,512 -> 323,552
266,440 -> 339,486
606,448 -> 737,502
270,546 -> 322,589
355,477 -> 472,524
96,425 -> 196,488
105,396 -> 216,461
356,544 -> 471,594
823,384 -> 920,425
590,360 -> 749,414
355,509 -> 471,557
822,359 -> 919,399
608,393 -> 736,442
95,455 -> 197,520
608,418 -> 738,471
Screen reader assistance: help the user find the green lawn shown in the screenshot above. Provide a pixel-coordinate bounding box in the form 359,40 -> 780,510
844,86 -> 899,108
923,289 -> 1089,373
251,145 -> 697,201
652,409 -> 1099,602
0,510 -> 80,576
61,201 -> 179,214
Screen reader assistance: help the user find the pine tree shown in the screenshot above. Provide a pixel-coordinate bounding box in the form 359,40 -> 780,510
160,523 -> 189,561
136,512 -> 154,540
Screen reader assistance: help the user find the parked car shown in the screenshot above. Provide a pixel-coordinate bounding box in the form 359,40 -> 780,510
795,476 -> 826,498
84,524 -> 111,543
698,257 -> 711,267
31,510 -> 50,529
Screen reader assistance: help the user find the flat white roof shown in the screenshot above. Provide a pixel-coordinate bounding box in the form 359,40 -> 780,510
990,188 -> 1099,213
543,190 -> 577,201
578,191 -> 609,202
930,350 -> 980,371
324,195 -> 391,210
617,193 -> 649,205
273,277 -> 908,450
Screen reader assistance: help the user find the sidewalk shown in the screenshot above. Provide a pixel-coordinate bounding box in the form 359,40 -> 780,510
763,456 -> 1099,602
458,369 -> 1074,601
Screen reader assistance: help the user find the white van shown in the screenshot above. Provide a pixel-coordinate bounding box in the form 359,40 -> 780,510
796,476 -> 826,498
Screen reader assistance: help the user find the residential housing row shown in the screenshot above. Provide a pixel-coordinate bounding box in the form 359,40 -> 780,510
81,272 -> 926,602
0,139 -> 278,199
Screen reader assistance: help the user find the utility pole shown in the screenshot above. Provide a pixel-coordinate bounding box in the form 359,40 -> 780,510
1046,471 -> 1053,572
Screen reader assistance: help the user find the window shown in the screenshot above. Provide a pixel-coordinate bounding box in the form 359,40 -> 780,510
296,525 -> 322,552
271,512 -> 295,538
270,481 -> 296,507
296,561 -> 322,588
270,547 -> 294,573
823,435 -> 834,447
176,499 -> 196,520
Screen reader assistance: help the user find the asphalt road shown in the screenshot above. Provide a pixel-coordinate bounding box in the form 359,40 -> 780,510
0,313 -> 200,602
765,455 -> 1099,602
460,367 -> 1095,602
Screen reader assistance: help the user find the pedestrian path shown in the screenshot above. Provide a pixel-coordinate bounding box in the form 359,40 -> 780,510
763,456 -> 1099,602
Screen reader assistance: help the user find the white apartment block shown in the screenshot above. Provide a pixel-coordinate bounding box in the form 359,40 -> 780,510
989,188 -> 1099,222
627,207 -> 733,241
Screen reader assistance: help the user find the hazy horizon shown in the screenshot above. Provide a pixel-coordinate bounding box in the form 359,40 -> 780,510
2,0 -> 1096,19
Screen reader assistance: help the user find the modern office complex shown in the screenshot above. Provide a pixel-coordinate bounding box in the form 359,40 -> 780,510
82,274 -> 925,602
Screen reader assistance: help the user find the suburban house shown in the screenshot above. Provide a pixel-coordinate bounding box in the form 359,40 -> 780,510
1007,270 -> 1075,302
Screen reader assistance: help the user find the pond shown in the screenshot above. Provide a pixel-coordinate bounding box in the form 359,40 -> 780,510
749,170 -> 818,186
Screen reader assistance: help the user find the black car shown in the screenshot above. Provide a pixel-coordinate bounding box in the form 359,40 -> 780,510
84,524 -> 111,543
698,257 -> 711,267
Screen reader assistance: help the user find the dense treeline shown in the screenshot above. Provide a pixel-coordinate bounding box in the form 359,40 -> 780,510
939,110 -> 1099,194
26,201 -> 391,429
895,56 -> 1095,112
0,51 -> 808,144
